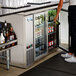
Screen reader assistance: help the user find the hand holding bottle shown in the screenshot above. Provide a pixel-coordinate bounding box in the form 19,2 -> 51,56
54,15 -> 58,23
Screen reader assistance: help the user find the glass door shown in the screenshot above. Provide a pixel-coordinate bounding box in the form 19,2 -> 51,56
59,10 -> 69,51
48,9 -> 57,51
34,12 -> 47,60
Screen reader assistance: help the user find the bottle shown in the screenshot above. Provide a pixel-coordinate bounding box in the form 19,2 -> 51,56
1,31 -> 5,44
51,40 -> 54,46
9,27 -> 16,46
4,21 -> 8,31
5,28 -> 10,48
0,33 -> 1,44
56,20 -> 60,26
36,17 -> 39,25
0,30 -> 5,49
48,24 -> 50,33
0,23 -> 5,44
48,11 -> 51,22
10,27 -> 14,41
0,23 -> 5,50
38,16 -> 40,25
40,15 -> 42,24
0,33 -> 1,50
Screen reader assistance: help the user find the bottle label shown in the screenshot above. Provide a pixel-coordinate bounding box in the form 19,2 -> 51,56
51,41 -> 53,45
48,42 -> 51,46
1,40 -> 5,44
1,33 -> 5,44
10,35 -> 14,41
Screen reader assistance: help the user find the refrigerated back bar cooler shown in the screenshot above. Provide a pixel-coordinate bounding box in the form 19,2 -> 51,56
0,8 -> 59,68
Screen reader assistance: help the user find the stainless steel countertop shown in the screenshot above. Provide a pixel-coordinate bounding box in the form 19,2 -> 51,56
0,1 -> 69,17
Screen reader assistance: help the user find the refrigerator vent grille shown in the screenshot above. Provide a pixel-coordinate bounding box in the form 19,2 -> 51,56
26,48 -> 34,66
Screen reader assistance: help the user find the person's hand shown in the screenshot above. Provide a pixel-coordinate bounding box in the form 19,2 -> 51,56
54,16 -> 58,23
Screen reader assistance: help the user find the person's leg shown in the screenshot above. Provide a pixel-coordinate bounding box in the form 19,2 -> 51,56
65,34 -> 76,63
65,6 -> 76,62
61,18 -> 73,58
68,17 -> 75,54
68,15 -> 73,54
61,6 -> 73,58
71,20 -> 76,56
69,5 -> 76,56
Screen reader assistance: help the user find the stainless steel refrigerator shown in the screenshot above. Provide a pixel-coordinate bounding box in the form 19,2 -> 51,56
0,9 -> 59,68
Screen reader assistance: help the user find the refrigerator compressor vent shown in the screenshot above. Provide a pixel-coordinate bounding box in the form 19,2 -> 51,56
26,48 -> 34,66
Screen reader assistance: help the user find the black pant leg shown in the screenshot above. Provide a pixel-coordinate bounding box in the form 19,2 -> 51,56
68,6 -> 76,56
68,17 -> 74,53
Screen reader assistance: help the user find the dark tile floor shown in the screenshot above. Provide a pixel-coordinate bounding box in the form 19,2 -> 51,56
20,52 -> 76,76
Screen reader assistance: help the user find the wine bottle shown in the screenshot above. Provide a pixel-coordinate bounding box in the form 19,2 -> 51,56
10,27 -> 14,41
1,32 -> 5,44
4,21 -> 8,31
9,27 -> 15,46
0,33 -> 1,50
5,28 -> 10,48
1,30 -> 5,49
